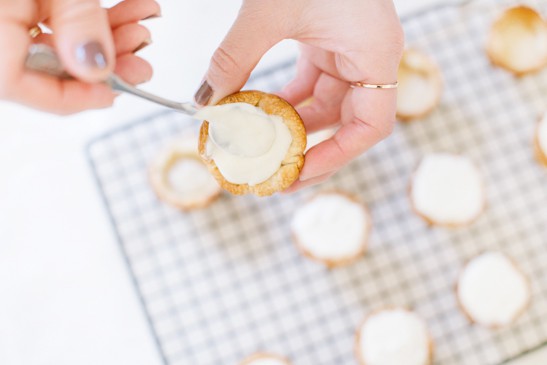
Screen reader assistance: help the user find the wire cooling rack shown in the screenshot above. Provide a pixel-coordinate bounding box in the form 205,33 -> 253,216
87,1 -> 547,364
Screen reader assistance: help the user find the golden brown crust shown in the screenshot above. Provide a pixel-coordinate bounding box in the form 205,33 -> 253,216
198,90 -> 306,196
240,353 -> 292,365
291,191 -> 371,268
455,252 -> 532,329
534,115 -> 547,167
407,156 -> 486,228
396,49 -> 443,122
354,308 -> 434,365
149,137 -> 221,211
486,6 -> 547,76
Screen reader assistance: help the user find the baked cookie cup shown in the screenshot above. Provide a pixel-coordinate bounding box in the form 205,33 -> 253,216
198,90 -> 306,196
409,153 -> 486,228
486,6 -> 547,76
149,134 -> 221,211
291,191 -> 371,268
355,308 -> 434,365
535,113 -> 547,166
240,353 -> 292,365
396,49 -> 443,121
456,251 -> 531,329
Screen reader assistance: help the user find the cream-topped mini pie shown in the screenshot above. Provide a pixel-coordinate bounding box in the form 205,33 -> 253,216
486,6 -> 547,76
198,91 -> 306,196
409,153 -> 486,227
396,49 -> 443,121
535,112 -> 547,166
291,191 -> 371,268
240,353 -> 292,365
355,308 -> 433,365
149,134 -> 221,210
456,251 -> 531,328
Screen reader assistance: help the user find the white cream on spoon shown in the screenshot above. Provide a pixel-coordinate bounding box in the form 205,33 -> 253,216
195,103 -> 293,186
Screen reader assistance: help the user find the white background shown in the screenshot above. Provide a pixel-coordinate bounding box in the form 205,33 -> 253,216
0,1 -> 544,364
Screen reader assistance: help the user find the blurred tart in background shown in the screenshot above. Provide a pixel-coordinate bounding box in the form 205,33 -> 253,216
486,6 -> 547,76
396,49 -> 443,121
291,191 -> 371,268
150,133 -> 221,210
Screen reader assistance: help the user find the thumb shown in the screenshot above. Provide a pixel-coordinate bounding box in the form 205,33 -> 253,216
194,4 -> 286,106
50,0 -> 114,82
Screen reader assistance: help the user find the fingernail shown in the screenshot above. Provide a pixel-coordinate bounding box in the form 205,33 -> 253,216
76,41 -> 107,70
194,80 -> 213,106
134,39 -> 152,53
144,11 -> 162,20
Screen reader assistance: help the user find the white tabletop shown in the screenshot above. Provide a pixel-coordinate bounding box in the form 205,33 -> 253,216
0,1 -> 545,364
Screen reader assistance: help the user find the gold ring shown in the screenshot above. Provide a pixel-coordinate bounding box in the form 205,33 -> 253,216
29,25 -> 43,38
350,81 -> 399,89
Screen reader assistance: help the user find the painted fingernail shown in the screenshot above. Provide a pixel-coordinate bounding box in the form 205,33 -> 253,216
194,80 -> 213,106
134,39 -> 152,53
144,11 -> 162,20
76,41 -> 107,70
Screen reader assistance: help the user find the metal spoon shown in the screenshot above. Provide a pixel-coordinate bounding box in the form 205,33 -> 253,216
25,44 -> 274,157
25,44 -> 198,115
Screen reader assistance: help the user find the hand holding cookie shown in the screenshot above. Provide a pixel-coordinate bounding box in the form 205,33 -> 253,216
195,0 -> 404,192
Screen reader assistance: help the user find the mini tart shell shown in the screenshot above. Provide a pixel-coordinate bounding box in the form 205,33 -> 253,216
354,308 -> 434,365
455,252 -> 532,329
408,156 -> 486,228
198,90 -> 306,196
291,191 -> 371,268
396,49 -> 443,121
240,353 -> 292,365
486,6 -> 547,76
149,140 -> 221,211
534,116 -> 547,167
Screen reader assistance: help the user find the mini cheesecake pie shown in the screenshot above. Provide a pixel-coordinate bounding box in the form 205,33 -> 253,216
456,251 -> 531,328
198,90 -> 306,196
396,49 -> 443,121
240,353 -> 292,365
355,308 -> 433,365
486,6 -> 547,76
149,134 -> 221,210
535,112 -> 547,166
291,191 -> 371,268
409,153 -> 486,227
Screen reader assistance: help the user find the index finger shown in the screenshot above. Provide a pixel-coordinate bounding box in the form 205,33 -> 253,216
299,87 -> 397,181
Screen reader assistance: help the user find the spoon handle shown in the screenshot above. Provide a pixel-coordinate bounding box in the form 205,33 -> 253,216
25,44 -> 197,116
106,75 -> 197,115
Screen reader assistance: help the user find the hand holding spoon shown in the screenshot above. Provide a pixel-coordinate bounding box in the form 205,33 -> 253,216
25,44 -> 276,157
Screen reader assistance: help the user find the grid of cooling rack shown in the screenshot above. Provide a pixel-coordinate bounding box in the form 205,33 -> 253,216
87,1 -> 547,364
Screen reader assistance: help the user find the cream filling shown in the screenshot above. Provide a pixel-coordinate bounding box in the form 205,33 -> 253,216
166,158 -> 219,204
292,194 -> 368,260
411,153 -> 484,225
539,113 -> 547,154
197,103 -> 292,186
359,309 -> 430,365
458,252 -> 529,326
